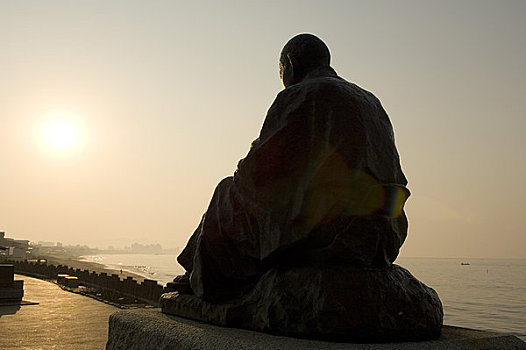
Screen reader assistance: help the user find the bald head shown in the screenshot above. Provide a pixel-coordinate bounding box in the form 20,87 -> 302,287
279,34 -> 331,87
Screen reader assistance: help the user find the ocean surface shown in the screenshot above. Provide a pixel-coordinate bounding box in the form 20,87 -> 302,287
80,254 -> 526,341
79,253 -> 184,285
397,257 -> 526,341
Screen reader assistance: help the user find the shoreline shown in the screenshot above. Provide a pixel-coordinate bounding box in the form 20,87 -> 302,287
76,253 -> 183,285
36,253 -> 146,283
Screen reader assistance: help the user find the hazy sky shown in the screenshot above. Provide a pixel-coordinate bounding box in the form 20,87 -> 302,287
1,1 -> 525,258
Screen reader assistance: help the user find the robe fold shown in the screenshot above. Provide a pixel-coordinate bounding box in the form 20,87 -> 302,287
178,67 -> 410,301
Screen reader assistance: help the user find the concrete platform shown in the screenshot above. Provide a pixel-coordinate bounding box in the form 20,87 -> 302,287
0,274 -> 118,350
107,308 -> 526,350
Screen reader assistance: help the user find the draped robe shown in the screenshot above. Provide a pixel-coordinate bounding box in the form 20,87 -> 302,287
178,67 -> 410,301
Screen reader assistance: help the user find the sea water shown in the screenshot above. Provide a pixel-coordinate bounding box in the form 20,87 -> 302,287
81,254 -> 526,341
397,257 -> 526,341
79,253 -> 184,285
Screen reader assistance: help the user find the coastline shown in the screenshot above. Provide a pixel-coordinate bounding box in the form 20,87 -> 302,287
6,255 -> 525,341
76,253 -> 182,285
36,253 -> 146,283
3,255 -> 526,342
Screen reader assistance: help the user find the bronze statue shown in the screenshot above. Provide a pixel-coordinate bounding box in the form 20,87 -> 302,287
163,34 -> 442,342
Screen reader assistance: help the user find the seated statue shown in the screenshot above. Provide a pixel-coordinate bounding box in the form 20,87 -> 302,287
162,34 -> 443,342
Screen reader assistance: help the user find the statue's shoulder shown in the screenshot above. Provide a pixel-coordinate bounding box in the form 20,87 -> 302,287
291,76 -> 383,108
277,76 -> 346,99
270,75 -> 385,122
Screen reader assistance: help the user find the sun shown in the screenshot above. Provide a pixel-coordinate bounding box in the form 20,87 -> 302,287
37,111 -> 86,156
44,121 -> 77,149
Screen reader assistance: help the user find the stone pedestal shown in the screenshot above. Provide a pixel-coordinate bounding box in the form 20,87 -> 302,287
0,264 -> 24,304
106,309 -> 526,350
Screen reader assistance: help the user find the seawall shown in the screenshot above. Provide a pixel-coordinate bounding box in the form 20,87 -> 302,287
1,258 -> 167,306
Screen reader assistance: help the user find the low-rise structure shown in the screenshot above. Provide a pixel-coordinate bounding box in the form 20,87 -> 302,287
0,232 -> 29,259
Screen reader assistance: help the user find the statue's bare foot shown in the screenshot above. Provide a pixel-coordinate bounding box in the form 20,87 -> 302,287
166,272 -> 193,294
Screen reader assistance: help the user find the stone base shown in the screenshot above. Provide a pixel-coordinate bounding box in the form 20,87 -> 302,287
161,265 -> 443,342
106,309 -> 526,350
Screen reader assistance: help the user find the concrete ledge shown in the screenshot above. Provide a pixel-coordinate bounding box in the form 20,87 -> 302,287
106,309 -> 526,350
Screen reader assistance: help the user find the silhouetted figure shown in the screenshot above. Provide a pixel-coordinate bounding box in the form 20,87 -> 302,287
164,34 -> 442,342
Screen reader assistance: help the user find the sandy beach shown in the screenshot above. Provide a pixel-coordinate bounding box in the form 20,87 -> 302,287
38,253 -> 146,282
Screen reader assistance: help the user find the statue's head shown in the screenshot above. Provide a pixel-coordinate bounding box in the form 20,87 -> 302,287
279,33 -> 331,87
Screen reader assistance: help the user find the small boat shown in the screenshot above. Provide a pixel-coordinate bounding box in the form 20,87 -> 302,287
460,262 -> 470,266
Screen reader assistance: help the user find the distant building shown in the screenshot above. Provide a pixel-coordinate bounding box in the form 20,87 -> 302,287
127,242 -> 163,254
0,232 -> 30,259
8,247 -> 26,258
